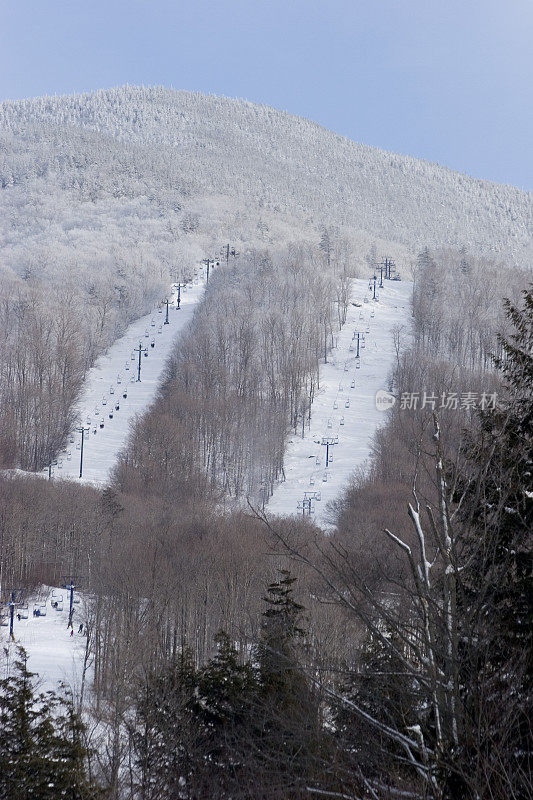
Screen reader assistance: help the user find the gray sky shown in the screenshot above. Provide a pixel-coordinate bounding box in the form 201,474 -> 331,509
1,0 -> 532,191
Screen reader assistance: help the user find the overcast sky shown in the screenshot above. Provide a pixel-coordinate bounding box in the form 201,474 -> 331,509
1,0 -> 532,191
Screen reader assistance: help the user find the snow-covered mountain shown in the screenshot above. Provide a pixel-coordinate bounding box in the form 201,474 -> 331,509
1,85 -> 532,271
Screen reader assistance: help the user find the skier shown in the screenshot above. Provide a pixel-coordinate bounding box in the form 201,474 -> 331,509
78,623 -> 83,634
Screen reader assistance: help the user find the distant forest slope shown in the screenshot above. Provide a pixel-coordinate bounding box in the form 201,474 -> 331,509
0,86 -> 531,470
1,85 -> 532,267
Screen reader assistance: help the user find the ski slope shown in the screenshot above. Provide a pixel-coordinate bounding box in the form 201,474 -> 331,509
266,278 -> 412,527
43,271 -> 208,485
0,586 -> 90,697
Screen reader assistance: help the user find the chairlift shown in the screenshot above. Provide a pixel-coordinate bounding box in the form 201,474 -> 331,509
38,602 -> 47,617
57,460 -> 63,470
356,362 -> 361,369
327,418 -> 332,429
345,399 -> 350,408
102,397 -> 107,406
93,428 -> 97,435
157,326 -> 162,334
333,400 -> 338,409
344,363 -> 349,372
110,386 -> 115,395
122,391 -> 127,399
158,307 -> 163,314
99,419 -> 104,429
67,452 -> 71,461
109,411 -> 113,419
125,363 -> 130,370
315,456 -> 321,466
351,379 -> 356,389
322,472 -> 328,483
151,318 -> 156,326
339,383 -> 344,392
144,329 -> 149,338
310,475 -> 315,486
340,416 -> 345,426
117,375 -> 122,384
150,338 -> 155,348
349,344 -> 354,352
76,442 -> 81,450
315,492 -> 321,501
130,376 -> 135,383
69,435 -> 75,444
131,353 -> 135,361
115,404 -> 120,411
19,604 -> 29,619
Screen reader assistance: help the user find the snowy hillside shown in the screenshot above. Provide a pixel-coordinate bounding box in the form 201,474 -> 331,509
266,278 -> 411,526
1,86 -> 532,269
45,275 -> 205,484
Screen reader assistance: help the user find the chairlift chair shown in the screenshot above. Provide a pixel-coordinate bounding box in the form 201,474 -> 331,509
351,379 -> 356,389
109,411 -> 113,419
333,400 -> 338,409
99,419 -> 104,429
345,399 -> 350,408
340,416 -> 345,426
115,403 -> 120,411
102,397 -> 107,405
356,362 -> 361,369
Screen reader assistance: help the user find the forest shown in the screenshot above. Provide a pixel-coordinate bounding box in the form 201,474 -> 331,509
1,241 -> 531,799
0,89 -> 532,800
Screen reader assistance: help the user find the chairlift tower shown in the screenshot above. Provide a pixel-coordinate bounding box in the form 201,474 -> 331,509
321,435 -> 338,468
135,342 -> 147,382
76,425 -> 90,479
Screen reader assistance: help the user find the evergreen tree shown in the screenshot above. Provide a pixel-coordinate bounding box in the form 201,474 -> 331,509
0,648 -> 99,800
452,287 -> 533,798
255,570 -> 322,797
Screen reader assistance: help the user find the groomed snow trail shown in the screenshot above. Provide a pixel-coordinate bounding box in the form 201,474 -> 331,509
44,275 -> 207,485
1,587 -> 89,696
265,278 -> 412,527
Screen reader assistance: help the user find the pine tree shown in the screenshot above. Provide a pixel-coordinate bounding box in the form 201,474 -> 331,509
452,287 -> 533,798
0,648 -> 99,800
255,570 -> 322,797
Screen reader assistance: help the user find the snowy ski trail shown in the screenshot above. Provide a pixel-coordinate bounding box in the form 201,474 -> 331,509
1,586 -> 90,696
43,273 -> 207,485
265,278 -> 412,527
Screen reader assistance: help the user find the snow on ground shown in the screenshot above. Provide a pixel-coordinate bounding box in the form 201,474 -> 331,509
43,269 -> 209,485
265,278 -> 412,528
0,586 -> 90,696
